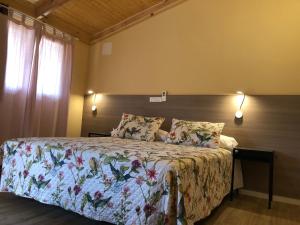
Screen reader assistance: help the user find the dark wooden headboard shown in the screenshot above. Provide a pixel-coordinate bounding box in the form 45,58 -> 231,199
81,95 -> 300,199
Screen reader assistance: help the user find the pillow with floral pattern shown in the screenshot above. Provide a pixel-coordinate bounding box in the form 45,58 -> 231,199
166,118 -> 225,148
111,113 -> 165,142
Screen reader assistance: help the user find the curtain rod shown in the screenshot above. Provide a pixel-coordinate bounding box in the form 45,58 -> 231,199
0,4 -> 79,40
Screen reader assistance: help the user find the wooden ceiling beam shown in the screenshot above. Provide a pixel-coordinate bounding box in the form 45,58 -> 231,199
91,0 -> 187,44
35,0 -> 71,18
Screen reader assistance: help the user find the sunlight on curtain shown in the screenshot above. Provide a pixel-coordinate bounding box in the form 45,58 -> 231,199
0,12 -> 72,141
5,21 -> 66,98
4,20 -> 35,92
37,36 -> 64,98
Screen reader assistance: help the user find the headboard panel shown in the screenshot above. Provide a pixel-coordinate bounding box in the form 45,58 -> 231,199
81,95 -> 300,199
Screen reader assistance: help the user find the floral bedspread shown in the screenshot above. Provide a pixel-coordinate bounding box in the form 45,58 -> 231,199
0,137 -> 232,225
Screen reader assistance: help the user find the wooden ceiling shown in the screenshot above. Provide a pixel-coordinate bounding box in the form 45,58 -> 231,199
1,0 -> 185,44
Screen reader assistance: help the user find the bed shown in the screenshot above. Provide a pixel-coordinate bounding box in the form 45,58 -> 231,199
0,136 -> 234,225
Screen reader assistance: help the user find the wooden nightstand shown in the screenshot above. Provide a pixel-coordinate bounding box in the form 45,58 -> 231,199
230,147 -> 274,209
88,132 -> 111,137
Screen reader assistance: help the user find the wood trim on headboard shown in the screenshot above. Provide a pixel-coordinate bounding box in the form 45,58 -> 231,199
81,95 -> 300,199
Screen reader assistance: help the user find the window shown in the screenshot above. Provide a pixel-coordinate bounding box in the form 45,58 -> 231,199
4,21 -> 35,91
37,36 -> 64,98
5,19 -> 65,98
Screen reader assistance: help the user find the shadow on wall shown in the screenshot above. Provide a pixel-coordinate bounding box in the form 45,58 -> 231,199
234,117 -> 243,125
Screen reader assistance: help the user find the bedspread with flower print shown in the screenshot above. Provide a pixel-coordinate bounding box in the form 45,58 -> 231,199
0,137 -> 232,225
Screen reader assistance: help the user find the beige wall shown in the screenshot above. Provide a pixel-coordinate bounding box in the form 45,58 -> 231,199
66,40 -> 89,137
88,0 -> 300,95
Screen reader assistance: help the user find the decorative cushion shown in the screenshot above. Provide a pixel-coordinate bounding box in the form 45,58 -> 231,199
166,118 -> 225,148
111,113 -> 165,142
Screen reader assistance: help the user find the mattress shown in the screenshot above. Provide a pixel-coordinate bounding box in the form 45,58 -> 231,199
0,137 -> 232,225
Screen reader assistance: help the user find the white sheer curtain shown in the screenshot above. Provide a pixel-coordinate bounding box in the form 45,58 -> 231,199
37,36 -> 65,98
0,11 -> 72,143
4,20 -> 36,92
0,12 -> 8,94
25,34 -> 72,137
0,19 -> 36,141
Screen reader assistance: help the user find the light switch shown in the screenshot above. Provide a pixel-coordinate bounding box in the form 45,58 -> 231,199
150,97 -> 162,102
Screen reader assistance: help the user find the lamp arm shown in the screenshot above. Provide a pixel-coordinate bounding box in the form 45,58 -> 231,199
239,94 -> 245,110
93,93 -> 97,104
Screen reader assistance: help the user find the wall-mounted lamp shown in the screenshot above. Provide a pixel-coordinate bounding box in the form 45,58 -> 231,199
87,90 -> 97,112
91,93 -> 97,112
87,90 -> 94,95
235,91 -> 245,119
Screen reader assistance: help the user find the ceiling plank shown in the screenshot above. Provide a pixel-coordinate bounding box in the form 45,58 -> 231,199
36,0 -> 71,18
91,0 -> 187,44
1,0 -> 91,44
0,0 -> 36,17
42,15 -> 92,44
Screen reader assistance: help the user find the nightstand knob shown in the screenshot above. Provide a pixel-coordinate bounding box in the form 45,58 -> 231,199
234,149 -> 239,153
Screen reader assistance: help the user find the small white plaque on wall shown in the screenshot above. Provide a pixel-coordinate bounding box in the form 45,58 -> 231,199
102,42 -> 112,56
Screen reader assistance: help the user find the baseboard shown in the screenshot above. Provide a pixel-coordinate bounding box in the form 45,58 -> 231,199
239,189 -> 300,206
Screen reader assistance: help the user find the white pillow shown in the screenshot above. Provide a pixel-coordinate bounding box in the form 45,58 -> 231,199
155,129 -> 169,142
219,135 -> 238,150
